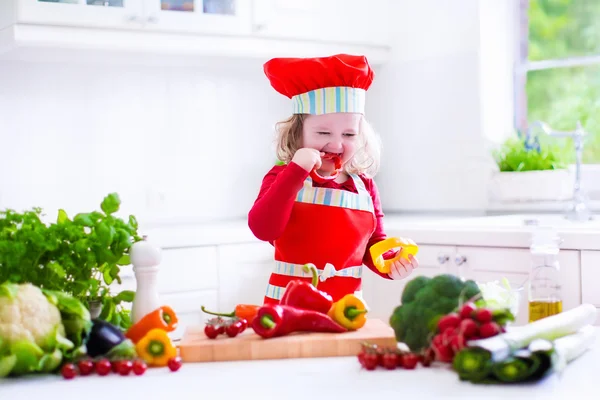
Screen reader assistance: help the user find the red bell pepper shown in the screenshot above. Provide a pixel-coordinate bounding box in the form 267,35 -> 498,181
280,263 -> 333,314
310,154 -> 342,183
252,304 -> 347,338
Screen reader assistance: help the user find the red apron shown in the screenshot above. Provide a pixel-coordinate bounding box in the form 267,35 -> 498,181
264,173 -> 376,304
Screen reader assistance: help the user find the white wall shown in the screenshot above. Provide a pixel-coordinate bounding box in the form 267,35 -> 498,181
0,59 -> 289,226
368,0 -> 497,213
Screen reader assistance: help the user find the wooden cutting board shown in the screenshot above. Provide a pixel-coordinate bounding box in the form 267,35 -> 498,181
179,318 -> 397,363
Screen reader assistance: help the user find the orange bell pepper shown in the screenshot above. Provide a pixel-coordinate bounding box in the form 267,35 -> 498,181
125,305 -> 178,344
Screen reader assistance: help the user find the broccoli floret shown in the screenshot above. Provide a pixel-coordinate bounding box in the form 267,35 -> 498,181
389,274 -> 481,352
401,276 -> 431,304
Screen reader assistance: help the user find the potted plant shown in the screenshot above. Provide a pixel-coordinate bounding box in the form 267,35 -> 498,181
489,133 -> 573,202
0,193 -> 142,330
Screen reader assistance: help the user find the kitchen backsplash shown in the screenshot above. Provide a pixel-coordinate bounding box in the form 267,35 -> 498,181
0,59 -> 290,226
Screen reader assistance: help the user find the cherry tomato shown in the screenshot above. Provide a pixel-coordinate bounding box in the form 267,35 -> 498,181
238,318 -> 248,332
61,363 -> 77,380
132,360 -> 147,376
402,353 -> 419,369
111,360 -> 121,373
95,359 -> 112,376
362,352 -> 378,370
77,359 -> 94,376
116,360 -> 133,376
204,324 -> 219,339
225,321 -> 243,338
217,325 -> 225,335
357,351 -> 366,366
382,352 -> 398,370
167,357 -> 183,372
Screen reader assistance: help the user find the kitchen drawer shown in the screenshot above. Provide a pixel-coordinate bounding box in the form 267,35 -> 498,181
581,251 -> 600,307
162,290 -> 218,341
157,246 -> 218,294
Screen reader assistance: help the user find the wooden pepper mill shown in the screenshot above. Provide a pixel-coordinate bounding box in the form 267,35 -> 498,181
130,235 -> 163,324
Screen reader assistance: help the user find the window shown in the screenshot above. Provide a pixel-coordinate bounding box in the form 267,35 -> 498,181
515,0 -> 600,164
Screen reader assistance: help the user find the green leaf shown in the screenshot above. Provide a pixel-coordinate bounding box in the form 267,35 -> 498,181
57,209 -> 69,224
117,255 -> 130,266
96,221 -> 115,246
128,215 -> 138,230
0,355 -> 17,378
101,193 -> 121,215
10,340 -> 44,375
73,213 -> 94,227
38,349 -> 63,373
113,290 -> 135,304
105,339 -> 137,360
99,300 -> 116,322
103,268 -> 114,285
0,282 -> 19,299
47,261 -> 66,279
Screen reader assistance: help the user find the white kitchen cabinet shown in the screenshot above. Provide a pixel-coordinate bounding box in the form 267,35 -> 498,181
17,0 -> 145,29
252,0 -> 390,47
216,241 -> 275,313
143,0 -> 252,35
361,244 -> 456,322
581,250 -> 600,325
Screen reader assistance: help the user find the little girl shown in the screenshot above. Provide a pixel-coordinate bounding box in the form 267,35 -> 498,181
248,54 -> 419,305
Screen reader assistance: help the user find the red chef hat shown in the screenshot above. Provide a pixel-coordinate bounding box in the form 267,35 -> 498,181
264,54 -> 374,115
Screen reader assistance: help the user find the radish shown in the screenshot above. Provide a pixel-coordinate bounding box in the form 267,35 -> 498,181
475,308 -> 493,323
459,318 -> 478,338
479,321 -> 501,338
450,334 -> 467,353
459,303 -> 477,319
437,313 -> 461,332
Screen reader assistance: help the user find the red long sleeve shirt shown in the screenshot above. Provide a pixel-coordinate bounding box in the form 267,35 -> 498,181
248,162 -> 393,279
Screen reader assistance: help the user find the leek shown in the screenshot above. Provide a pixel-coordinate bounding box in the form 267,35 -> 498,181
453,304 -> 597,384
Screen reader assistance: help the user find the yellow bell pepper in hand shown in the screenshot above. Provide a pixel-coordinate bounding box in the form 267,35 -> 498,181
135,328 -> 178,367
328,294 -> 368,331
370,237 -> 419,274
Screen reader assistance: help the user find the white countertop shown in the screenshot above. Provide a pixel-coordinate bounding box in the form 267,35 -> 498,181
138,213 -> 600,251
1,329 -> 598,400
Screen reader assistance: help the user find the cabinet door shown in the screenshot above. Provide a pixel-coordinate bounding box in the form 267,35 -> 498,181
361,244 -> 456,322
17,0 -> 145,29
143,0 -> 251,35
581,251 -> 600,325
217,241 -> 275,312
252,0 -> 390,47
455,246 -> 581,326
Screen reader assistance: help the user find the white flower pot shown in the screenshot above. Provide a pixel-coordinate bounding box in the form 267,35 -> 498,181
488,169 -> 574,202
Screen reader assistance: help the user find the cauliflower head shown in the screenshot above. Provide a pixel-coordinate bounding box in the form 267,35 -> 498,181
0,283 -> 64,349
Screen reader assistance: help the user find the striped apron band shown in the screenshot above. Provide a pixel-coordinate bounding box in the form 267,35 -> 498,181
265,261 -> 363,300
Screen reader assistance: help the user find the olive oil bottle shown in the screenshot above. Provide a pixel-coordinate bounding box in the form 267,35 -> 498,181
528,228 -> 563,323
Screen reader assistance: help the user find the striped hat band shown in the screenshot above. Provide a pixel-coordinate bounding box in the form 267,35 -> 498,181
291,86 -> 366,115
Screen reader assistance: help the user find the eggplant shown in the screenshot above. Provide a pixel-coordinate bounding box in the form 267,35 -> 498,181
86,319 -> 126,357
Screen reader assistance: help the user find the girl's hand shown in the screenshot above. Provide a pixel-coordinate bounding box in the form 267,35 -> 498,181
292,148 -> 323,172
388,254 -> 419,280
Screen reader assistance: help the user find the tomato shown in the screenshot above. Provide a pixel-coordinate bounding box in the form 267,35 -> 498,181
402,353 -> 419,370
61,363 -> 77,380
111,360 -> 121,373
225,321 -> 243,338
204,324 -> 219,339
168,357 -> 183,372
77,359 -> 94,376
117,360 -> 133,376
362,352 -> 378,370
95,359 -> 112,376
357,351 -> 366,366
132,360 -> 147,376
238,318 -> 248,332
382,352 -> 398,370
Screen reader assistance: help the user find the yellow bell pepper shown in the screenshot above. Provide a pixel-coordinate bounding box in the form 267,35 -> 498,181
369,237 -> 419,274
135,328 -> 178,367
328,294 -> 368,330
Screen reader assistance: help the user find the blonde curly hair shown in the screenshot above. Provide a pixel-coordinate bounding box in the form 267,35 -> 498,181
274,114 -> 382,178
